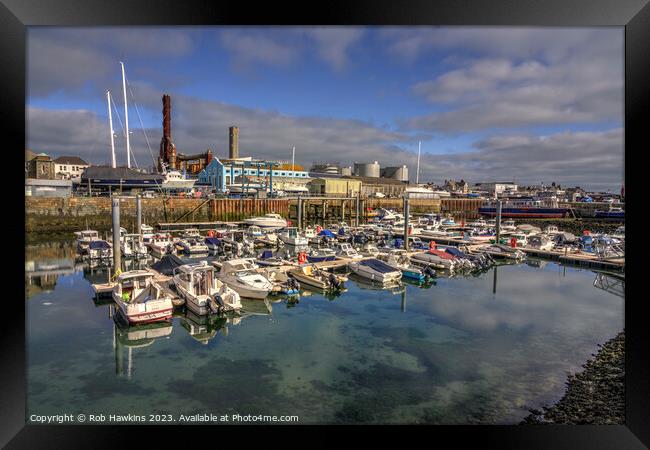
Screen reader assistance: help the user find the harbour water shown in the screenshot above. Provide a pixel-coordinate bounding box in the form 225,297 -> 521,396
26,240 -> 624,424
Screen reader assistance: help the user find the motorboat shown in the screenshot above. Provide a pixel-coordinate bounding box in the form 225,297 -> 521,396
335,242 -> 363,259
112,270 -> 173,325
411,248 -> 458,270
348,258 -> 403,284
87,240 -> 113,260
278,227 -> 308,246
172,261 -> 241,315
216,258 -> 273,299
307,247 -> 337,263
255,250 -> 287,267
359,242 -> 380,257
161,169 -> 196,190
245,225 -> 263,240
259,267 -> 301,295
543,225 -> 560,236
440,216 -> 456,227
303,227 -> 317,240
377,249 -> 433,281
244,213 -> 288,230
507,232 -> 528,247
288,265 -> 346,291
527,235 -> 555,251
176,237 -> 209,255
516,224 -> 541,235
147,234 -> 176,258
501,219 -> 517,231
75,229 -> 100,254
140,224 -> 155,245
180,228 -> 201,239
480,244 -> 525,260
204,236 -> 223,254
611,226 -> 625,240
255,231 -> 278,246
121,233 -> 148,258
468,218 -> 487,228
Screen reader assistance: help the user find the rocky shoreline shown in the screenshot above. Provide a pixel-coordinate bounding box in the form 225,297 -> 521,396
521,331 -> 624,424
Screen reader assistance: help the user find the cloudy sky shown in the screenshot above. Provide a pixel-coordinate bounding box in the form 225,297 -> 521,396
27,27 -> 624,191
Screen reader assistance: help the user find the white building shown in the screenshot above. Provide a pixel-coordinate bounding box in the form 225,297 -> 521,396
476,182 -> 518,195
53,156 -> 89,180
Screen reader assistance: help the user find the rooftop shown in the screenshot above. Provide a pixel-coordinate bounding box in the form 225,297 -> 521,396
54,156 -> 89,165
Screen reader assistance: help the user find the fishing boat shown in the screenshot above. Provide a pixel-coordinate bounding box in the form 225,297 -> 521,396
335,242 -> 363,259
307,247 -> 337,263
176,237 -> 209,255
112,270 -> 174,325
348,258 -> 403,284
216,258 -> 273,299
172,261 -> 241,315
278,227 -> 309,246
75,229 -> 100,254
244,213 -> 288,230
87,240 -> 113,260
288,265 -> 346,291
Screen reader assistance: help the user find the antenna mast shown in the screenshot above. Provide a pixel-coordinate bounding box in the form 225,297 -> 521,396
416,141 -> 421,185
120,61 -> 131,169
107,90 -> 116,168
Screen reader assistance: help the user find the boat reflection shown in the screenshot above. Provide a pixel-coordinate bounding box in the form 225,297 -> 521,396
347,273 -> 405,295
112,306 -> 173,378
593,272 -> 625,299
25,257 -> 79,299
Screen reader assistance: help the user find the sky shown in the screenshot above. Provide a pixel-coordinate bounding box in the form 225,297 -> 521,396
27,26 -> 624,191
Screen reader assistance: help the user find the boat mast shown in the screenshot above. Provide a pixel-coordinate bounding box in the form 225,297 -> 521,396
120,61 -> 131,169
291,146 -> 295,179
107,90 -> 116,168
416,141 -> 421,185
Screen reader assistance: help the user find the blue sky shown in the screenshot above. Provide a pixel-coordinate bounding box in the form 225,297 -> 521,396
27,27 -> 624,190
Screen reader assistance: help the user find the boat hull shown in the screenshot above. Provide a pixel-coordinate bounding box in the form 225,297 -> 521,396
479,207 -> 569,218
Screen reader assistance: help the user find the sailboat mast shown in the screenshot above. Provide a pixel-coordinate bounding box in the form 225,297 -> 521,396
291,146 -> 295,178
107,90 -> 116,168
416,141 -> 421,185
120,61 -> 131,169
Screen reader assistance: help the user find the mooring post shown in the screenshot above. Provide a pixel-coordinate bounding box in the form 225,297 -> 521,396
403,194 -> 410,252
136,194 -> 142,235
297,196 -> 303,231
322,200 -> 326,225
112,196 -> 121,272
355,192 -> 360,227
495,199 -> 502,244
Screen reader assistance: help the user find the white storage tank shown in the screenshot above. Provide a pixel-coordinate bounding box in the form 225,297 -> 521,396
381,165 -> 409,182
354,161 -> 380,178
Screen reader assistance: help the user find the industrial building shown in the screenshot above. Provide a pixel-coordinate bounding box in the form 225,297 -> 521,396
475,182 -> 518,195
308,178 -> 362,197
348,175 -> 407,198
25,179 -> 73,197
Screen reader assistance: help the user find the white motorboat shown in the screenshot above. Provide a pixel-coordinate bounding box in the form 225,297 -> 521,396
245,225 -> 263,241
216,258 -> 273,299
161,169 -> 196,190
468,218 -> 487,228
180,228 -> 201,239
255,231 -> 278,246
287,265 -> 347,291
501,219 -> 517,231
112,270 -> 174,325
527,235 -> 555,251
480,244 -> 525,260
176,237 -> 209,255
173,261 -> 241,315
147,234 -> 176,258
244,213 -> 288,230
336,242 -> 363,259
75,229 -> 100,254
348,258 -> 403,284
140,224 -> 155,244
543,225 -> 560,236
278,227 -> 309,246
359,242 -> 380,257
87,239 -> 113,260
121,233 -> 148,258
411,249 -> 457,270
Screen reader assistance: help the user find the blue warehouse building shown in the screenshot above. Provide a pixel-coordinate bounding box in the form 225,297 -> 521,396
198,157 -> 309,193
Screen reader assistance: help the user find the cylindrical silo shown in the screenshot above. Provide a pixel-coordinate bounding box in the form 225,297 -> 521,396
354,161 -> 380,178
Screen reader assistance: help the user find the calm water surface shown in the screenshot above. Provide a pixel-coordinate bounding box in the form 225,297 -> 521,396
26,241 -> 624,424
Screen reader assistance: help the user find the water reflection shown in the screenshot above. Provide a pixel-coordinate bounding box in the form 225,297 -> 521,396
26,240 -> 624,424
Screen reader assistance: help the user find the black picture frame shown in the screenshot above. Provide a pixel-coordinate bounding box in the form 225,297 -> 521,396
4,0 -> 648,447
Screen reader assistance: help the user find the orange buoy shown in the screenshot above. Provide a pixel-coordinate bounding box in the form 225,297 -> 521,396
583,230 -> 591,236
429,240 -> 436,250
207,229 -> 216,238
298,252 -> 307,264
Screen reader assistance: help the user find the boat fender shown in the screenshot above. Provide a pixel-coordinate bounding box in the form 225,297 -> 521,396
298,252 -> 307,264
429,240 -> 436,250
207,229 -> 216,238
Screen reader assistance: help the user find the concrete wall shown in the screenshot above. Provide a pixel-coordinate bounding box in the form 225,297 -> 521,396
25,197 -> 290,233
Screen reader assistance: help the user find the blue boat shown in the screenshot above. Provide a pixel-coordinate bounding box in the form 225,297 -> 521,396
307,248 -> 337,263
594,207 -> 624,219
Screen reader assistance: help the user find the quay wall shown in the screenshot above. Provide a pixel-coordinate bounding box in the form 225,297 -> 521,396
25,197 -> 290,233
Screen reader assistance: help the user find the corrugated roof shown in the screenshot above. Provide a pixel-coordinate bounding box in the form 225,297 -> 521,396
81,166 -> 163,180
342,175 -> 407,186
54,156 -> 89,165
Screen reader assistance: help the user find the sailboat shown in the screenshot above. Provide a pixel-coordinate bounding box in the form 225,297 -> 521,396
405,141 -> 436,198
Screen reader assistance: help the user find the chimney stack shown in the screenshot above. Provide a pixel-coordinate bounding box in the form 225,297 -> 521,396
229,126 -> 239,159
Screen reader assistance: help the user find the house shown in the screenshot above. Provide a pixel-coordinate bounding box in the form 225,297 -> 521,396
26,153 -> 56,180
53,156 -> 89,180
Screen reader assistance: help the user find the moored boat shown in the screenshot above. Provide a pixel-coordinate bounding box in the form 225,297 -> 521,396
348,258 -> 403,284
172,261 -> 241,315
112,270 -> 174,325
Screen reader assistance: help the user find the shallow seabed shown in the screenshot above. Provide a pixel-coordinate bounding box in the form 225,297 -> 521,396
26,242 -> 624,424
